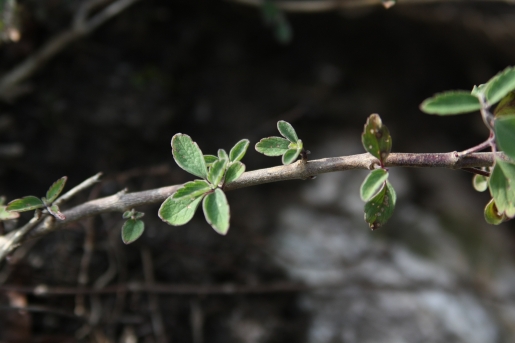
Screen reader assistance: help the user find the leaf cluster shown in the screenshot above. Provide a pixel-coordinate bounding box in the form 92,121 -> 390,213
255,121 -> 305,165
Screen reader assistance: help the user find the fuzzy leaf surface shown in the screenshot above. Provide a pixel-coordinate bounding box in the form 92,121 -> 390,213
46,176 -> 67,203
208,159 -> 227,187
495,115 -> 515,161
203,188 -> 230,235
218,149 -> 229,162
472,174 -> 488,192
488,159 -> 515,218
484,199 -> 505,225
224,161 -> 245,185
485,66 -> 515,105
122,219 -> 145,244
6,196 -> 44,212
255,137 -> 290,156
173,180 -> 212,199
362,114 -> 392,163
364,181 -> 396,230
171,134 -> 208,179
48,204 -> 66,220
204,155 -> 218,167
229,139 -> 250,162
361,169 -> 389,201
0,205 -> 20,220
159,195 -> 204,226
282,148 -> 300,165
277,120 -> 298,143
419,91 -> 481,115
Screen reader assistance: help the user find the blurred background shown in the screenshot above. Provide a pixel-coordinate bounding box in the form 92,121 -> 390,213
1,0 -> 515,342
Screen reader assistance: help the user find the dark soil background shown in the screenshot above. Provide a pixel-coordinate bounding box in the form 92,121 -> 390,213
1,1 -> 515,342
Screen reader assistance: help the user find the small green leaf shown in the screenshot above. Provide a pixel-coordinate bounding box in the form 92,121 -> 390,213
360,169 -> 389,201
171,134 -> 208,179
472,174 -> 488,192
0,205 -> 20,220
173,180 -> 212,199
282,148 -> 301,165
488,158 -> 515,218
471,84 -> 486,97
494,91 -> 515,118
46,176 -> 67,203
364,180 -> 396,230
485,66 -> 515,105
204,155 -> 218,167
224,161 -> 246,185
6,196 -> 45,212
484,198 -> 505,225
122,210 -> 134,219
362,113 -> 392,163
208,159 -> 228,187
277,121 -> 299,143
159,195 -> 204,226
255,137 -> 290,156
133,212 -> 145,219
494,115 -> 515,161
122,219 -> 145,244
229,139 -> 250,162
218,149 -> 229,162
48,204 -> 65,220
202,188 -> 230,235
420,91 -> 481,115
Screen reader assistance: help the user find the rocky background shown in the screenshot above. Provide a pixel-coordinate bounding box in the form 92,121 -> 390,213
1,1 -> 515,342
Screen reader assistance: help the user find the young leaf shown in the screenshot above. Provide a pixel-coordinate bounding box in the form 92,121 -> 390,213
472,174 -> 488,192
122,210 -> 134,219
204,155 -> 218,167
229,139 -> 250,162
218,149 -> 229,161
159,195 -> 204,226
122,219 -> 145,244
484,198 -> 505,225
48,204 -> 65,220
255,137 -> 290,156
6,196 -> 45,212
224,161 -> 245,185
46,176 -> 67,203
202,188 -> 230,235
362,114 -> 392,163
494,115 -> 515,161
360,169 -> 389,201
171,134 -> 208,179
364,180 -> 396,230
277,121 -> 299,143
488,159 -> 515,218
485,66 -> 515,105
282,148 -> 301,165
173,180 -> 212,199
208,159 -> 228,187
494,91 -> 515,118
133,212 -> 145,220
419,91 -> 481,115
0,205 -> 20,220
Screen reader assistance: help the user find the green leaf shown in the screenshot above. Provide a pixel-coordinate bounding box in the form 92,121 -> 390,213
494,115 -> 515,161
229,139 -> 250,162
361,113 -> 392,163
471,84 -> 487,98
282,148 -> 301,165
122,210 -> 134,219
202,188 -> 230,235
133,212 -> 145,219
171,134 -> 208,179
488,158 -> 515,218
218,149 -> 229,162
485,66 -> 515,105
208,159 -> 228,187
0,205 -> 20,220
159,195 -> 204,226
419,91 -> 481,115
255,137 -> 290,156
6,196 -> 45,212
494,91 -> 515,118
173,180 -> 212,199
361,169 -> 389,201
46,176 -> 67,203
48,204 -> 65,220
364,180 -> 396,230
224,161 -> 245,185
277,120 -> 299,143
484,198 -> 505,225
121,219 -> 145,244
472,174 -> 488,192
204,155 -> 218,167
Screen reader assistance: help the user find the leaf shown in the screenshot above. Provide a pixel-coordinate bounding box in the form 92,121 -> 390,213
202,188 -> 230,235
122,210 -> 134,219
472,174 -> 488,192
224,161 -> 246,185
0,205 -> 20,220
6,196 -> 45,212
218,149 -> 229,161
133,212 -> 145,219
204,155 -> 218,167
121,219 -> 145,244
159,195 -> 204,226
277,120 -> 299,143
488,158 -> 515,218
173,180 -> 212,199
171,134 -> 208,179
361,113 -> 392,163
494,115 -> 515,161
282,148 -> 301,165
255,137 -> 290,156
364,180 -> 396,230
484,198 -> 506,225
46,176 -> 67,203
494,91 -> 515,118
47,204 -> 66,220
419,91 -> 481,115
229,139 -> 250,162
360,169 -> 389,201
208,159 -> 228,187
485,66 -> 515,105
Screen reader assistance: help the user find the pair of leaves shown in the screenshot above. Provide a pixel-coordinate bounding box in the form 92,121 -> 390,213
362,114 -> 392,166
121,209 -> 145,244
420,66 -> 515,115
255,121 -> 304,165
5,177 -> 67,220
360,166 -> 396,229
